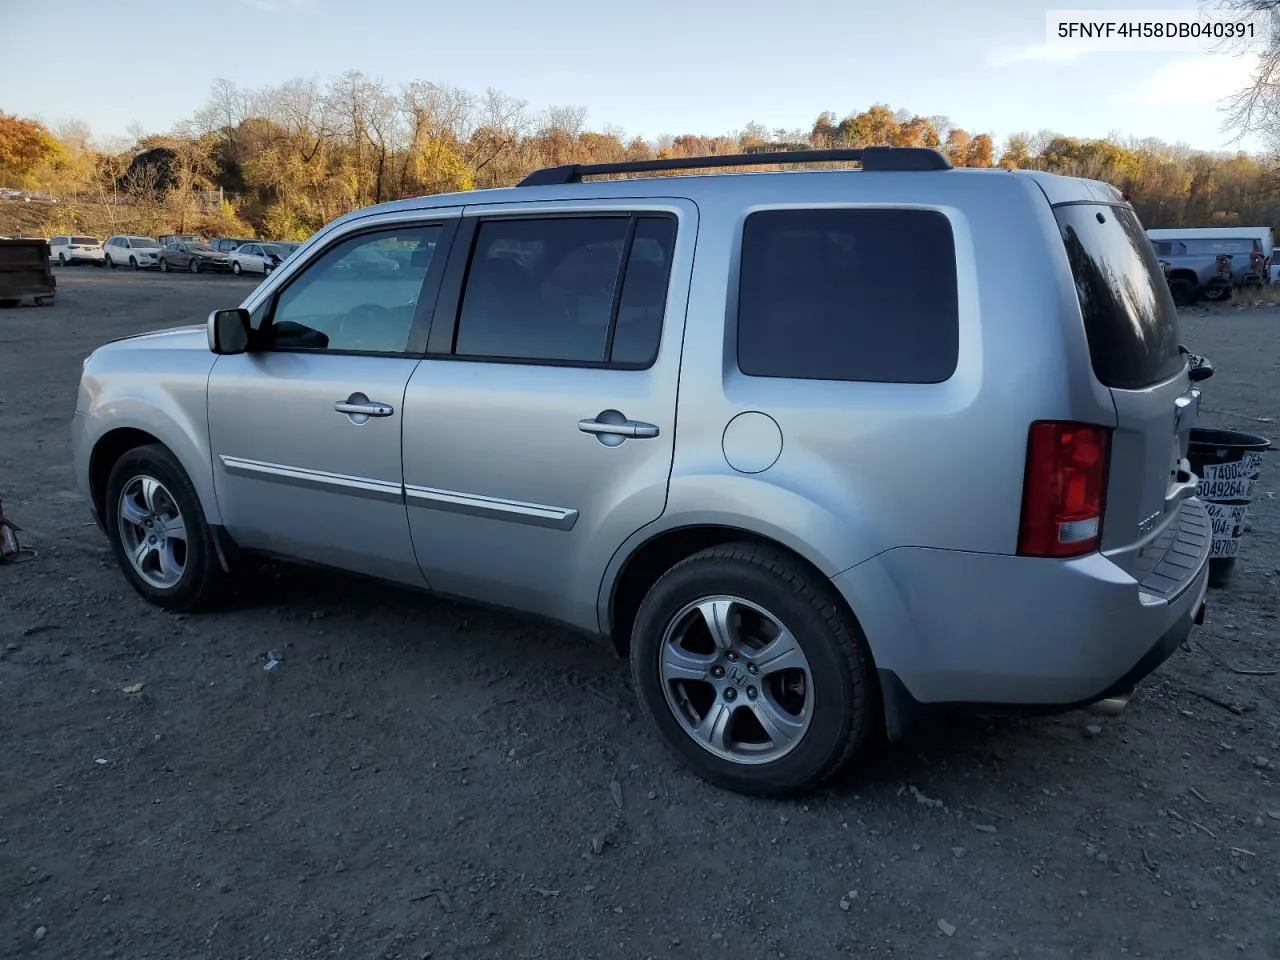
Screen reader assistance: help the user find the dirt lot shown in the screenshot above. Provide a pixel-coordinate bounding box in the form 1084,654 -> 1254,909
2,270 -> 1278,960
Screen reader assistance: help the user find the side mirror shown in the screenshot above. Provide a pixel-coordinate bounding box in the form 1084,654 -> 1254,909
208,308 -> 252,355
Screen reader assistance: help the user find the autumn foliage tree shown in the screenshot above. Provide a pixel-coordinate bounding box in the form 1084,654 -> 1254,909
0,113 -> 63,187
4,77 -> 1280,239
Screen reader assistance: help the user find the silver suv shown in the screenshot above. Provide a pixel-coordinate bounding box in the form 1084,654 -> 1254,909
72,148 -> 1212,796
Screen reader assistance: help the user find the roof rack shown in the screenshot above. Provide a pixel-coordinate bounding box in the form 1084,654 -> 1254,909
517,146 -> 952,187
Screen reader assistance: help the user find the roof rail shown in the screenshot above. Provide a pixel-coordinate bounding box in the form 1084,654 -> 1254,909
516,146 -> 952,187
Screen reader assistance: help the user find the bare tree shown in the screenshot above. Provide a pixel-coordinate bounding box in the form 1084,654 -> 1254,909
1212,0 -> 1280,145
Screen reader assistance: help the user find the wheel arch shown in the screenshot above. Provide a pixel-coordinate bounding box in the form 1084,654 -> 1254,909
88,420 -> 220,529
602,523 -> 869,663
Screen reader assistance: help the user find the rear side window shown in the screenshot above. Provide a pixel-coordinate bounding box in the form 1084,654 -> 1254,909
1055,204 -> 1183,390
737,208 -> 959,383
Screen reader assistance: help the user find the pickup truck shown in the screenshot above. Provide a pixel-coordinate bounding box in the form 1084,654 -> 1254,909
1152,237 -> 1267,306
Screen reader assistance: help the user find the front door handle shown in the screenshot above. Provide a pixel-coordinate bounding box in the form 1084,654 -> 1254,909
334,392 -> 394,423
578,409 -> 660,443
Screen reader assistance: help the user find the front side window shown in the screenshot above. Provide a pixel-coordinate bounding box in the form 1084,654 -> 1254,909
737,208 -> 959,383
261,224 -> 441,354
453,214 -> 676,366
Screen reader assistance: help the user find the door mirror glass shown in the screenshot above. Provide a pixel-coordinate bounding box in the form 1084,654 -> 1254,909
208,308 -> 252,355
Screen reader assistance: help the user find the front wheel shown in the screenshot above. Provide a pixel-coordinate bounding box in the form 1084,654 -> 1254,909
104,443 -> 225,611
1168,277 -> 1197,306
630,542 -> 878,797
159,259 -> 169,272
129,256 -> 139,270
189,258 -> 200,274
232,261 -> 241,275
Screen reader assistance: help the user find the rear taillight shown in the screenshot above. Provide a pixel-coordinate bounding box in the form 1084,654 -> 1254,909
1017,421 -> 1111,558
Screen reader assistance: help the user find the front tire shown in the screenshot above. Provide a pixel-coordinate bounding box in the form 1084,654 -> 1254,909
1169,277 -> 1197,306
232,261 -> 241,275
189,258 -> 200,274
159,259 -> 169,272
129,256 -> 139,270
103,443 -> 225,611
630,542 -> 878,797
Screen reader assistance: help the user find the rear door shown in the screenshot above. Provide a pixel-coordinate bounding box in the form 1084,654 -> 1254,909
1055,202 -> 1200,582
401,198 -> 696,629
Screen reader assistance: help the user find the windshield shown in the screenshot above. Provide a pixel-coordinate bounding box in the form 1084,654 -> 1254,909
129,237 -> 160,248
1055,203 -> 1184,389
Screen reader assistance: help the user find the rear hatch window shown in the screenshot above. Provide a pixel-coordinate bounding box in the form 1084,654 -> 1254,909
1054,204 -> 1183,389
72,236 -> 98,246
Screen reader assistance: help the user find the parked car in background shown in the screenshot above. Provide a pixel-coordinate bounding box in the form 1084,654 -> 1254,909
1153,236 -> 1265,305
265,241 -> 301,261
104,235 -> 163,270
49,235 -> 105,266
72,147 -> 1212,797
211,236 -> 256,255
157,241 -> 233,274
229,242 -> 283,275
159,234 -> 200,247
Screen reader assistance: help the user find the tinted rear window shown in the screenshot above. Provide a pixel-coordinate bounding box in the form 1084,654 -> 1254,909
72,236 -> 97,245
1055,204 -> 1183,389
737,208 -> 959,383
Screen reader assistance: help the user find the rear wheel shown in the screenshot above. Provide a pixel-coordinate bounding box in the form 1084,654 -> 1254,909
630,542 -> 878,797
57,253 -> 66,266
106,255 -> 116,269
103,443 -> 225,611
1202,285 -> 1232,303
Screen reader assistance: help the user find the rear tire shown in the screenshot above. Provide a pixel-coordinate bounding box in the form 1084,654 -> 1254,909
103,443 -> 225,612
106,255 -> 116,269
630,542 -> 878,797
57,253 -> 66,266
1202,285 -> 1232,303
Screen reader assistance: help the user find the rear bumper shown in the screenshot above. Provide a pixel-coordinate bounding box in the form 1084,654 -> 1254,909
833,499 -> 1211,733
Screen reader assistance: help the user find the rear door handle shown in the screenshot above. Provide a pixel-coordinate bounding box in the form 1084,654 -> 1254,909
578,410 -> 660,440
335,401 -> 394,416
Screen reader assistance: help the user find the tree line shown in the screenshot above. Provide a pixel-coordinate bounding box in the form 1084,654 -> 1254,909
2,72 -> 1278,239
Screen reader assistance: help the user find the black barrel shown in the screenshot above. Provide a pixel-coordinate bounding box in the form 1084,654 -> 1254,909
1188,427 -> 1272,588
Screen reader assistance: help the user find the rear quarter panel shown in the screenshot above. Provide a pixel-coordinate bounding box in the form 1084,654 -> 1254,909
657,171 -> 1116,578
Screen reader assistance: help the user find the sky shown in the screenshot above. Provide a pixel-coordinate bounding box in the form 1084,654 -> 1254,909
0,0 -> 1267,154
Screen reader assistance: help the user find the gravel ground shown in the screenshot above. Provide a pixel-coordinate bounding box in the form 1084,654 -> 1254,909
2,270 -> 1278,960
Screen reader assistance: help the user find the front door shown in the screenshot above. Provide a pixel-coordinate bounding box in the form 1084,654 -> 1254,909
208,215 -> 457,585
402,200 -> 696,629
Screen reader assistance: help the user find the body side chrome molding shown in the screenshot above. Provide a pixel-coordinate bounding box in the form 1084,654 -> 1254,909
218,455 -> 578,530
405,483 -> 578,530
